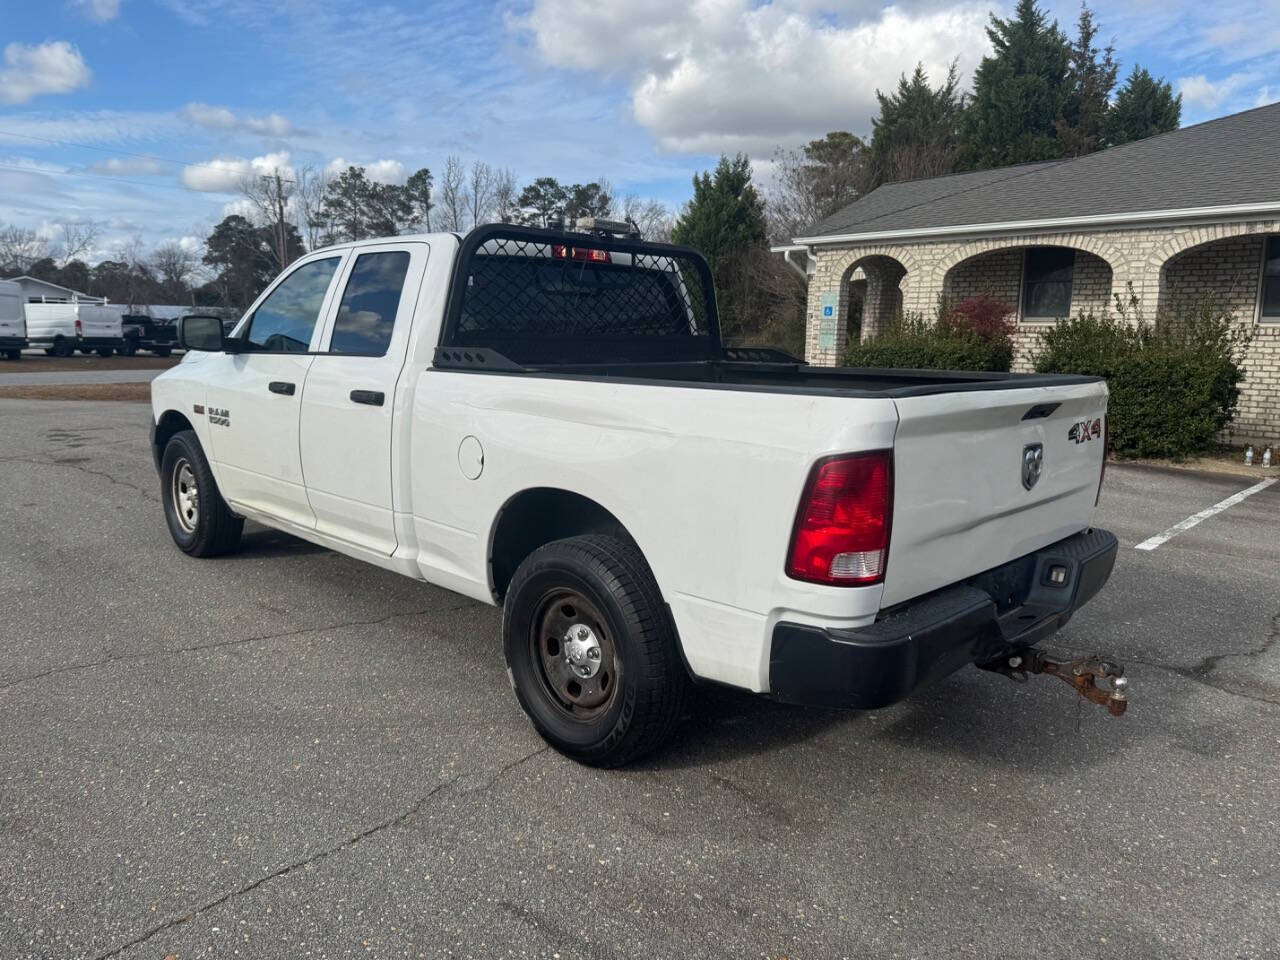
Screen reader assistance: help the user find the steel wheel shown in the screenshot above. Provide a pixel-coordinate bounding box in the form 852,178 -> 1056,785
531,588 -> 619,721
170,457 -> 200,533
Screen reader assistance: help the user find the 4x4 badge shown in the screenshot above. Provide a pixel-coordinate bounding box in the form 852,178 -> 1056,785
1022,443 -> 1044,490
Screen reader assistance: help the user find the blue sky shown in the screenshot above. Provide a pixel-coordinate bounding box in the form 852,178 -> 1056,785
1,0 -> 1276,262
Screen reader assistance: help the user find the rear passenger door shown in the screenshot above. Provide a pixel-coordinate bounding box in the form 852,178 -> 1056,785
299,243 -> 427,555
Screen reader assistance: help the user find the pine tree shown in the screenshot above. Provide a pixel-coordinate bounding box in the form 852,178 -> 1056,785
1102,67 -> 1182,146
961,0 -> 1071,169
1056,5 -> 1118,157
670,154 -> 766,268
863,63 -> 964,191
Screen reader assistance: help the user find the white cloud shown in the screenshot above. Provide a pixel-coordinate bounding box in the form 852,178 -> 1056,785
1177,72 -> 1263,110
181,102 -> 295,137
511,0 -> 990,154
88,156 -> 165,175
182,150 -> 294,192
72,0 -> 121,23
324,157 -> 407,184
0,42 -> 92,106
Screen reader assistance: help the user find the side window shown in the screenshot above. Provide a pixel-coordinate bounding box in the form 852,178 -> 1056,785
329,251 -> 411,356
1260,236 -> 1280,321
244,257 -> 341,352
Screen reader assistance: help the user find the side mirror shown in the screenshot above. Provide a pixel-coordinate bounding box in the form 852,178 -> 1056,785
179,314 -> 225,352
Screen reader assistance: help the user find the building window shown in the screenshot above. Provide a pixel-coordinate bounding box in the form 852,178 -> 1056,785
1261,237 -> 1280,321
1022,247 -> 1075,322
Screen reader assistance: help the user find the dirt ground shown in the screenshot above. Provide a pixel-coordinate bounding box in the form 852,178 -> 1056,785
1,352 -> 180,373
0,383 -> 152,402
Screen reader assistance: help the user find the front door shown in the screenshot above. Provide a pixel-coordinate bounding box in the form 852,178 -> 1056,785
300,243 -> 427,555
204,254 -> 345,529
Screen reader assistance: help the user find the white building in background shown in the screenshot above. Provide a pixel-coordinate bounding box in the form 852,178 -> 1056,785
3,275 -> 106,304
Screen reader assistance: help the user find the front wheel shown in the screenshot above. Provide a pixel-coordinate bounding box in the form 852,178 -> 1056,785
160,430 -> 243,557
503,535 -> 688,767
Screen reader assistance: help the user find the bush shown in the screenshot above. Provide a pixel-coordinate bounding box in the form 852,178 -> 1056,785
843,295 -> 1015,372
1034,296 -> 1249,459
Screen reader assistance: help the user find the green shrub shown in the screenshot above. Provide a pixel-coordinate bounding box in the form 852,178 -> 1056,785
1034,295 -> 1249,459
843,295 -> 1015,372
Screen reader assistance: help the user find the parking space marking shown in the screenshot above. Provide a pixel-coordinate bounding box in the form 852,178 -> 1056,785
1134,477 -> 1277,551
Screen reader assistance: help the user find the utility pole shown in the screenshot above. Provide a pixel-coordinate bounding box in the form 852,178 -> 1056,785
261,172 -> 295,272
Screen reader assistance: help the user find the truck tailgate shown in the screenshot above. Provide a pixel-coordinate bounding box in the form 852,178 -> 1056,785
881,380 -> 1107,608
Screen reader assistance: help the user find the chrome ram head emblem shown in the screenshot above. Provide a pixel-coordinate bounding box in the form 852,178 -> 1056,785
1022,443 -> 1044,491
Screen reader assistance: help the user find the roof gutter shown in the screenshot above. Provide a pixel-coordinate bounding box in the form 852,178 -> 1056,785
769,243 -> 816,279
792,200 -> 1280,247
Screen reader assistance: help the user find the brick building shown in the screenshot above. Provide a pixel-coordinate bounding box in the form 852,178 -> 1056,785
775,103 -> 1280,446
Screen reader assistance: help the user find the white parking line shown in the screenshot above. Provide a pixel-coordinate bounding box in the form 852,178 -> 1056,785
1134,477 -> 1277,551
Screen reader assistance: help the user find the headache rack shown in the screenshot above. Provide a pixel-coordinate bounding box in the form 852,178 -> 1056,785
437,223 -> 723,369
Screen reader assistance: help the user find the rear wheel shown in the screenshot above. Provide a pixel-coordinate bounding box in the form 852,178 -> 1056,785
120,339 -> 138,357
503,535 -> 688,767
160,430 -> 243,557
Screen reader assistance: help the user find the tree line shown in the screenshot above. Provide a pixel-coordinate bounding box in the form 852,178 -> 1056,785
1,0 -> 1181,354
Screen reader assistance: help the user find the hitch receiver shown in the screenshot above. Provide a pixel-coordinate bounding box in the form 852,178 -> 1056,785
984,649 -> 1129,716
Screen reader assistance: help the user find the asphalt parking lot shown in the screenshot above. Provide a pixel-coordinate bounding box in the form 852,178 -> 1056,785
2,399 -> 1278,960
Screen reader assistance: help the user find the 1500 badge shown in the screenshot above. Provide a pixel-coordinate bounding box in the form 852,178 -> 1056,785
1068,418 -> 1102,444
209,407 -> 230,427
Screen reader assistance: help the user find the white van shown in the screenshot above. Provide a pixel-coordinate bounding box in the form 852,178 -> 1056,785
0,280 -> 25,361
24,302 -> 125,357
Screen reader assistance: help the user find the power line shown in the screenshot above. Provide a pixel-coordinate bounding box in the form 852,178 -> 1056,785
0,127 -> 200,169
0,161 -> 215,194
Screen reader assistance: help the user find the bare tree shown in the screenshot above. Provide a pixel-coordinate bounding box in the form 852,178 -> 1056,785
151,241 -> 198,300
436,155 -> 468,233
622,195 -> 672,240
467,161 -> 495,230
238,166 -> 296,272
55,219 -> 102,266
0,224 -> 50,273
114,235 -> 150,307
294,165 -> 330,251
490,167 -> 518,224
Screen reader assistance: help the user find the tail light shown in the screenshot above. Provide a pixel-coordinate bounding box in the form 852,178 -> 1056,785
786,451 -> 893,586
1096,416 -> 1108,506
552,244 -> 610,263
75,318 -> 82,335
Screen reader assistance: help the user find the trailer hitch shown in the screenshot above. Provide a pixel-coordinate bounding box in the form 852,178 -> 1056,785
983,649 -> 1129,717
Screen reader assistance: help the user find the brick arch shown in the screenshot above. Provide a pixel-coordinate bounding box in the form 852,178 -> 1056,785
831,245 -> 921,281
933,234 -> 1126,283
1148,219 -> 1280,271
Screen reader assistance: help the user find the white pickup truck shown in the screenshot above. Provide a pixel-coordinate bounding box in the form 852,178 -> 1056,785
150,222 -> 1120,765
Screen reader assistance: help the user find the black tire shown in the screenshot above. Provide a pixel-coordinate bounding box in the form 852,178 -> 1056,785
43,347 -> 56,356
54,339 -> 74,357
96,347 -> 113,358
503,535 -> 688,767
152,346 -> 172,357
3,349 -> 18,361
78,347 -> 93,355
120,340 -> 138,357
160,430 -> 243,557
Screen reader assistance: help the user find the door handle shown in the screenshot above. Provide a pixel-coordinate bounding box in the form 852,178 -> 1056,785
268,381 -> 295,395
350,389 -> 385,406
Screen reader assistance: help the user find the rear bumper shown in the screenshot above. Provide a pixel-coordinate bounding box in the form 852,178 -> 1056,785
0,337 -> 26,349
768,527 -> 1118,709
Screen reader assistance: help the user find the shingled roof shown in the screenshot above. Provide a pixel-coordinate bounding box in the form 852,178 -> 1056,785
797,101 -> 1280,243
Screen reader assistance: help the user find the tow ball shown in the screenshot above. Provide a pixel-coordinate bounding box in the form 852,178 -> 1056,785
982,649 -> 1129,717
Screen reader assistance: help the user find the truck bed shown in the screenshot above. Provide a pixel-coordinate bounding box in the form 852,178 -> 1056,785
434,352 -> 1103,399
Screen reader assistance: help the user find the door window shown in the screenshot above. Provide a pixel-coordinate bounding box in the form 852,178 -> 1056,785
244,257 -> 341,352
330,251 -> 411,356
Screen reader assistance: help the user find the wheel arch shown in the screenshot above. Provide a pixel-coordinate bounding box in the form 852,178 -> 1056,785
487,487 -> 645,603
152,409 -> 195,472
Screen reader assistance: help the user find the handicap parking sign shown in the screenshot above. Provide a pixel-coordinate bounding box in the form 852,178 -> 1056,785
823,306 -> 833,317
